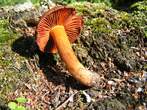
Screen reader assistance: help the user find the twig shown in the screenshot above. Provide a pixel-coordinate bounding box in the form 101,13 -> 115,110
41,91 -> 50,105
82,91 -> 92,103
55,92 -> 78,110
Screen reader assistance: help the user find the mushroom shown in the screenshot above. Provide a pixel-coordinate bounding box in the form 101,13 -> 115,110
36,6 -> 100,87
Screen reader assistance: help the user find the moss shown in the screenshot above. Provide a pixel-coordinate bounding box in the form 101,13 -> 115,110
129,12 -> 146,28
69,2 -> 113,34
70,1 -> 146,38
0,18 -> 32,104
55,0 -> 111,6
90,17 -> 112,33
0,51 -> 32,102
0,19 -> 19,45
0,19 -> 11,43
129,1 -> 147,38
131,1 -> 147,11
69,2 -> 109,16
68,2 -> 146,72
0,71 -> 31,101
109,11 -> 132,29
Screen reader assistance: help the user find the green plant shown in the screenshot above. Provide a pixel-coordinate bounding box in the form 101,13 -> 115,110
8,97 -> 28,110
53,0 -> 111,6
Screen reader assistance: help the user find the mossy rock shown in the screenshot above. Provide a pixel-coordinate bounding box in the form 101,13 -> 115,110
69,2 -> 146,72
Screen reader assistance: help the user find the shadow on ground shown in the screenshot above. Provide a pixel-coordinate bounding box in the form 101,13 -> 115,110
0,100 -> 9,110
11,36 -> 87,90
0,105 -> 9,110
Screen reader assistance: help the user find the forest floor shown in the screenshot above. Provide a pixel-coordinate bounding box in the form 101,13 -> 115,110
0,1 -> 146,110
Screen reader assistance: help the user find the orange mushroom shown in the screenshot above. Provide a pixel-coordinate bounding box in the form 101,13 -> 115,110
36,6 -> 100,87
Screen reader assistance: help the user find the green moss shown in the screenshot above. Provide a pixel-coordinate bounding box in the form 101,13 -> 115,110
0,71 -> 31,101
69,2 -> 128,31
0,18 -> 31,104
70,1 -> 146,37
69,2 -> 109,16
117,12 -> 130,21
89,17 -> 112,33
129,12 -> 146,28
0,54 -> 31,101
129,1 -> 147,38
131,1 -> 147,11
55,0 -> 111,6
68,2 -> 146,72
0,19 -> 11,43
0,19 -> 19,45
69,2 -> 113,34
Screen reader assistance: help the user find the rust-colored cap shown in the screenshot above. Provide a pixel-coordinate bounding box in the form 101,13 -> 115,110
36,6 -> 83,53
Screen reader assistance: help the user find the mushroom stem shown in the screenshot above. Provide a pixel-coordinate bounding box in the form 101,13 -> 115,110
50,25 -> 99,86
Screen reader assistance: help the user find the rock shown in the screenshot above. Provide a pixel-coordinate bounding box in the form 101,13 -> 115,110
108,80 -> 116,86
13,1 -> 34,12
136,87 -> 143,93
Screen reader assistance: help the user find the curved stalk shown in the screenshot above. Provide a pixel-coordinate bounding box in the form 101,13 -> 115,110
50,25 -> 99,86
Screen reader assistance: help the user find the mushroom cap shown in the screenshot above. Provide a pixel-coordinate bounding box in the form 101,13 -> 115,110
36,6 -> 83,53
